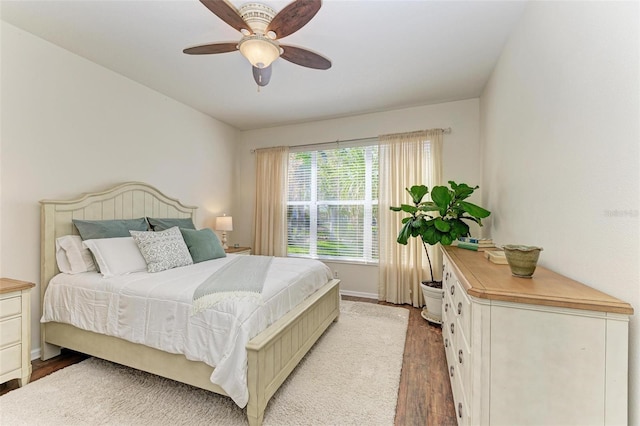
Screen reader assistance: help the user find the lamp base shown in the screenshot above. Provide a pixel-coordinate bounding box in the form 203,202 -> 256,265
221,231 -> 229,250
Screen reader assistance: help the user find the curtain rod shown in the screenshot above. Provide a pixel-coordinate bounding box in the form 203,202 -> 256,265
250,127 -> 451,153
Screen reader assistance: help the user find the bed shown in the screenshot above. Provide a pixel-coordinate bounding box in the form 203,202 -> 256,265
40,182 -> 340,426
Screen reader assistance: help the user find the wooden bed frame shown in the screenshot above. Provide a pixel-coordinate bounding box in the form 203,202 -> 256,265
40,182 -> 340,426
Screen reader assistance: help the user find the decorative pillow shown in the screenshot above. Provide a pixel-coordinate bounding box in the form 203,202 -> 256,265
55,235 -> 97,274
179,228 -> 227,263
82,237 -> 148,278
73,218 -> 148,240
130,227 -> 193,273
147,217 -> 196,232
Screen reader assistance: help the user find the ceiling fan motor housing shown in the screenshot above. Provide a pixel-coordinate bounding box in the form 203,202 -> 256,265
238,3 -> 276,35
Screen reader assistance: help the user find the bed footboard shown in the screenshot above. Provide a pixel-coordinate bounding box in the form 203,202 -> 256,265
245,278 -> 340,426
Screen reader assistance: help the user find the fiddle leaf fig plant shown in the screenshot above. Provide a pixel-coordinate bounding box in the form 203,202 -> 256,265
390,181 -> 491,284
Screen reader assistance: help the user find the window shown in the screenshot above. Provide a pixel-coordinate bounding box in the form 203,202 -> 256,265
287,141 -> 379,263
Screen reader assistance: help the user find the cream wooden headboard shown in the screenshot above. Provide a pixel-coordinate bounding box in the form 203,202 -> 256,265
39,181 -> 197,315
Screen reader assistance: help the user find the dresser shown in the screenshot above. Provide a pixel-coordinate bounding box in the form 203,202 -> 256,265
441,246 -> 633,426
0,278 -> 35,387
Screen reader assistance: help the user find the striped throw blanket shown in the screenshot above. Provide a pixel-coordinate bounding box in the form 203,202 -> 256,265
192,256 -> 274,314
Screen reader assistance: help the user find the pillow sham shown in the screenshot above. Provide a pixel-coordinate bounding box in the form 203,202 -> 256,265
82,237 -> 148,278
55,235 -> 97,274
73,218 -> 148,240
147,217 -> 196,232
130,227 -> 193,273
179,228 -> 226,263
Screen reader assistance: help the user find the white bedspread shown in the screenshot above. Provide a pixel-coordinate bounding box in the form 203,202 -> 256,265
41,255 -> 332,407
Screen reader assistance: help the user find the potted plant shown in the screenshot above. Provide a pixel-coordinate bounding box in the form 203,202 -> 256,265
390,181 -> 491,323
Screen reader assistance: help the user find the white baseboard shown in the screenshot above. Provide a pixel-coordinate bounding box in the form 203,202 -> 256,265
340,289 -> 378,300
31,347 -> 41,361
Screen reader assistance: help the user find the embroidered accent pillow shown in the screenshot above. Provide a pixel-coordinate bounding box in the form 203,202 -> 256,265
130,227 -> 193,273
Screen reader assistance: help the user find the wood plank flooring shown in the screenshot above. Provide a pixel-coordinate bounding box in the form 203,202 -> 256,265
1,296 -> 456,425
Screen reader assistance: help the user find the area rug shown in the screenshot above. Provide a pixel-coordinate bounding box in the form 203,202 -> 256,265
0,301 -> 408,425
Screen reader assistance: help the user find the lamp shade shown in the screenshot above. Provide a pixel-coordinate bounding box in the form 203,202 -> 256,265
238,36 -> 280,68
215,216 -> 233,232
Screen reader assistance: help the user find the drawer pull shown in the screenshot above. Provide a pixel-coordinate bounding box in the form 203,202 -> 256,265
450,323 -> 455,334
457,302 -> 462,315
458,402 -> 463,418
444,303 -> 449,313
445,338 -> 449,348
458,349 -> 463,364
450,285 -> 455,296
450,366 -> 454,377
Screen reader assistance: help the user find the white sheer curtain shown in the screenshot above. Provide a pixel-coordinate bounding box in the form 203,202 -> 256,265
253,146 -> 289,256
378,130 -> 443,307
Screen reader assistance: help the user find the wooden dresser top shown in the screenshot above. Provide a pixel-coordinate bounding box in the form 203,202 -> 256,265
0,278 -> 35,294
443,246 -> 634,315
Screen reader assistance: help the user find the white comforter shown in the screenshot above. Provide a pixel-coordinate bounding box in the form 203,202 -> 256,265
41,255 -> 332,407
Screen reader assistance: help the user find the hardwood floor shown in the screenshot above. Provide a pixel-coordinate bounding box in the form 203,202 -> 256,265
1,297 -> 456,425
343,296 -> 457,426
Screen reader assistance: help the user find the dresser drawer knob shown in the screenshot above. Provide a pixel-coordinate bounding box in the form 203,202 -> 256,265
450,323 -> 455,334
457,302 -> 462,315
444,338 -> 449,348
458,402 -> 463,419
444,303 -> 449,313
458,349 -> 463,364
450,366 -> 454,377
450,285 -> 455,296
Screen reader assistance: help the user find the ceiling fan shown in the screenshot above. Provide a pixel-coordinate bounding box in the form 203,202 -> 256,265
184,0 -> 332,87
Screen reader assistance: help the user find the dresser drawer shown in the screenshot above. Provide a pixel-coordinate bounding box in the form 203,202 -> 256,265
0,343 -> 22,376
452,279 -> 471,345
0,296 -> 21,320
0,317 -> 21,348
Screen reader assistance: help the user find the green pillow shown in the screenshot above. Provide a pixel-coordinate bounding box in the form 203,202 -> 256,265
147,217 -> 196,232
179,228 -> 226,263
73,218 -> 148,240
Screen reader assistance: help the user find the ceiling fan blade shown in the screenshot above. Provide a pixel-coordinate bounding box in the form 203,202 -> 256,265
266,0 -> 321,39
183,42 -> 238,55
280,45 -> 331,70
199,0 -> 251,35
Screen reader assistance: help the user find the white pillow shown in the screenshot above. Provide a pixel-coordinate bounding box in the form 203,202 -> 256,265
55,235 -> 97,274
129,227 -> 193,273
82,237 -> 148,278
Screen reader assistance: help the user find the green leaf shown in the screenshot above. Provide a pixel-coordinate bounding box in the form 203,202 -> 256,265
423,226 -> 438,245
440,233 -> 454,246
396,222 -> 412,245
450,220 -> 469,237
389,206 -> 403,212
434,217 -> 451,232
418,201 -> 440,212
397,204 -> 418,214
458,201 -> 491,219
406,185 -> 428,204
450,181 -> 477,200
430,186 -> 452,210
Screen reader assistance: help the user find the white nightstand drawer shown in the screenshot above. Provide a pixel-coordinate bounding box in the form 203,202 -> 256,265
1,317 -> 22,348
0,344 -> 22,376
0,296 -> 21,320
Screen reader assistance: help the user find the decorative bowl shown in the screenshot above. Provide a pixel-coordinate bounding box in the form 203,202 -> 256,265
503,245 -> 543,278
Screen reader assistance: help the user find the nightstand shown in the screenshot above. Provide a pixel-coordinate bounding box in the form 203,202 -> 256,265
0,278 -> 35,387
225,246 -> 252,255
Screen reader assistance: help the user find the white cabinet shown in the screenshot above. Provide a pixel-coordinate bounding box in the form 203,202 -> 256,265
0,278 -> 35,387
441,247 -> 632,426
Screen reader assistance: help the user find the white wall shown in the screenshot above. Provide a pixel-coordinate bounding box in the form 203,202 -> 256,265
0,22 -> 239,355
237,99 -> 482,297
480,1 -> 639,422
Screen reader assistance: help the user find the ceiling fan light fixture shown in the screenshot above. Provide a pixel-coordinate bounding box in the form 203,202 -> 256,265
238,36 -> 280,68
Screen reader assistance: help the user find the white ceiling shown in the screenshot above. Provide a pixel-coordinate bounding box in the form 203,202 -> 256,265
1,0 -> 527,130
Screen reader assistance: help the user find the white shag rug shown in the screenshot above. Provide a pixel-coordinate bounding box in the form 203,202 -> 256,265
0,301 -> 408,426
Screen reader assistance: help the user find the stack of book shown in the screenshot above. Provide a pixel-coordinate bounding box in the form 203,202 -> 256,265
456,237 -> 495,251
